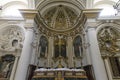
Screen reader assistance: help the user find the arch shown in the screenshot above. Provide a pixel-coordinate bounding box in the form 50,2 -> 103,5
96,23 -> 120,35
0,1 -> 27,17
37,1 -> 83,16
93,0 -> 116,7
0,24 -> 25,36
0,25 -> 25,51
97,23 -> 120,77
2,1 -> 27,9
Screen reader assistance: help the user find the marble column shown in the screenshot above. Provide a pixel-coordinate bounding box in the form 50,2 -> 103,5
14,9 -> 37,80
14,28 -> 34,80
87,28 -> 108,80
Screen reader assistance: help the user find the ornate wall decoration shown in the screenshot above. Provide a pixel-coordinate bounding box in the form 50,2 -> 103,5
0,26 -> 24,51
98,26 -> 120,78
38,25 -> 83,37
36,3 -> 86,37
35,1 -> 86,68
98,27 -> 120,56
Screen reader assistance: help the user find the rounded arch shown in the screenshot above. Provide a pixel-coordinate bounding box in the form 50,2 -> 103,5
96,23 -> 120,35
37,0 -> 83,16
93,0 -> 116,7
0,24 -> 25,36
0,1 -> 27,17
2,1 -> 27,9
72,34 -> 83,43
0,0 -> 28,6
0,25 -> 25,51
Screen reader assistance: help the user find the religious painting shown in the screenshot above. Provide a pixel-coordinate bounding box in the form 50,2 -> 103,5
109,57 -> 120,78
0,54 -> 15,78
54,35 -> 66,58
39,36 -> 48,58
73,36 -> 83,57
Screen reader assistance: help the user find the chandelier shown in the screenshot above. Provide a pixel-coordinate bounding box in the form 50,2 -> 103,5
113,0 -> 120,15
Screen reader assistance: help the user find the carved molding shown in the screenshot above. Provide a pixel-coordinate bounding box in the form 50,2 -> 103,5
98,27 -> 120,56
0,26 -> 24,52
83,9 -> 102,18
19,9 -> 38,19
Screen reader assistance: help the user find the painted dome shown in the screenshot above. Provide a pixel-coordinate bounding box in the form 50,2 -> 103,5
43,5 -> 79,31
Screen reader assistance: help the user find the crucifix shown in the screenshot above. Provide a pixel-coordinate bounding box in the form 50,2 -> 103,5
55,35 -> 66,58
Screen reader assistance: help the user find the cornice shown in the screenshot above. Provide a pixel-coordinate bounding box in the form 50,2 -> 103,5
83,9 -> 102,18
19,9 -> 38,19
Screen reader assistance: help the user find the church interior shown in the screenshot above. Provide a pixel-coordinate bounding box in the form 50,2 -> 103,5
0,0 -> 120,80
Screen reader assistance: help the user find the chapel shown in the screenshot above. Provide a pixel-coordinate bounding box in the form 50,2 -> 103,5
0,0 -> 120,80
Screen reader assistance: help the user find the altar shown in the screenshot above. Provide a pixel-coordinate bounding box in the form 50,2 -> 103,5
32,68 -> 88,80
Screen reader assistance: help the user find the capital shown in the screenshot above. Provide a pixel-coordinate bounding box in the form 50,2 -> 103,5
19,9 -> 38,19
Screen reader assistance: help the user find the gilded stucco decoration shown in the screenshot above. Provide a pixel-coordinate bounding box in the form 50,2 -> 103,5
98,27 -> 120,56
44,5 -> 78,30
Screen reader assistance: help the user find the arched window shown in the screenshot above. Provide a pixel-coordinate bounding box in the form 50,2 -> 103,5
39,36 -> 48,58
73,36 -> 83,57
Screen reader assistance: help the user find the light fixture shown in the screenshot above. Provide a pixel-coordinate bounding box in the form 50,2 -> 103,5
113,0 -> 120,15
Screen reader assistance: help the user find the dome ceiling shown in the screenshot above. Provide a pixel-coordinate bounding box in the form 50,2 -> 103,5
35,0 -> 86,35
43,5 -> 79,31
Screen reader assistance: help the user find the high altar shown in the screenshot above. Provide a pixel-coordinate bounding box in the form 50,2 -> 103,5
32,60 -> 88,80
32,68 -> 87,80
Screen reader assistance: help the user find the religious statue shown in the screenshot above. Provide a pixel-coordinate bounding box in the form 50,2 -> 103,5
73,36 -> 83,57
39,36 -> 48,58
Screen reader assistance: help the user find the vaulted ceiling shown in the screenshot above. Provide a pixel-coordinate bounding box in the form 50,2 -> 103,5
0,0 -> 118,17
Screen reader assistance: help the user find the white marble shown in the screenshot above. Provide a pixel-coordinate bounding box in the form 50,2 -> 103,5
35,68 -> 84,72
14,28 -> 34,80
87,28 -> 108,80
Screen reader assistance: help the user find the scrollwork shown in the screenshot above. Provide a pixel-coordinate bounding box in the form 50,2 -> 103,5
98,27 -> 120,56
0,26 -> 24,51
